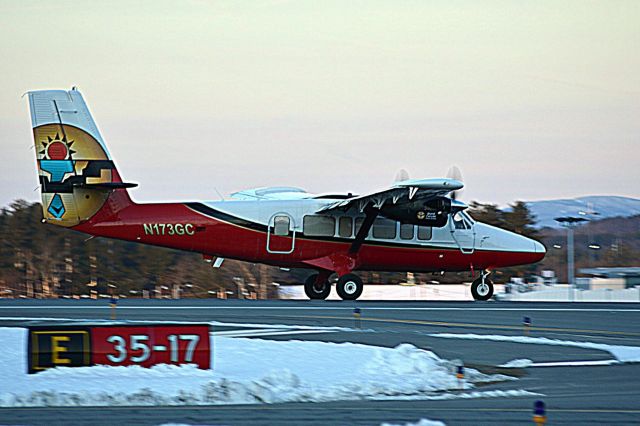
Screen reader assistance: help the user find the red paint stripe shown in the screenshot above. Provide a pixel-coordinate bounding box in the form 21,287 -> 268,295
74,201 -> 543,273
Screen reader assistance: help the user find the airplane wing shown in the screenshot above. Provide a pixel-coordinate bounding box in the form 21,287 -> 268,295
317,178 -> 464,213
230,186 -> 313,201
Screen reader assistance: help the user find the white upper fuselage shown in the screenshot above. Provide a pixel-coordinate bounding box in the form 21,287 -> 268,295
199,187 -> 545,255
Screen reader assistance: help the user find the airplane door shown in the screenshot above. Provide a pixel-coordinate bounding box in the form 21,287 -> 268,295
266,213 -> 296,254
450,212 -> 475,254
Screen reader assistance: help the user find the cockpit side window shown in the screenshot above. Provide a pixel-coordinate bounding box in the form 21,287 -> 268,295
417,226 -> 432,240
453,212 -> 469,230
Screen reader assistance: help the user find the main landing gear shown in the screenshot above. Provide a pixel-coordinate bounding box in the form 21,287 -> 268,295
304,273 -> 365,300
304,273 -> 331,300
305,203 -> 377,301
471,271 -> 494,301
336,273 -> 364,300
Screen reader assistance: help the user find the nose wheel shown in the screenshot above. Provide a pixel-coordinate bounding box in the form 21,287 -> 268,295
336,273 -> 364,300
471,272 -> 494,301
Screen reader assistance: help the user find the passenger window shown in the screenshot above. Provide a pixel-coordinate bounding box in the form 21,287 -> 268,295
417,226 -> 432,240
354,217 -> 365,236
338,217 -> 353,237
372,218 -> 396,239
400,223 -> 414,240
303,215 -> 336,236
273,216 -> 290,236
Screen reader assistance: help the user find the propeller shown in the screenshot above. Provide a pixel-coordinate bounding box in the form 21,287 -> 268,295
446,165 -> 464,201
394,168 -> 410,183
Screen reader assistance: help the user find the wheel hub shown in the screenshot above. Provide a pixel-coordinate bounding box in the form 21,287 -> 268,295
344,281 -> 358,294
313,283 -> 326,293
477,282 -> 490,296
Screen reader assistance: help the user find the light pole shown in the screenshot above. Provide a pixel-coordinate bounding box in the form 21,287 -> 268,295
579,207 -> 600,266
554,216 -> 587,301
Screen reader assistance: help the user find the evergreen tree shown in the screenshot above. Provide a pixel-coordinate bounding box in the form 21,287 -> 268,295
468,201 -> 504,227
503,201 -> 538,238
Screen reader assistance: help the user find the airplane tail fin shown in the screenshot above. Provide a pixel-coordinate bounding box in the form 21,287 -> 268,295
27,88 -> 136,227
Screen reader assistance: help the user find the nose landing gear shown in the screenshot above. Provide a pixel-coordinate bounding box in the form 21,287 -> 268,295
471,270 -> 494,301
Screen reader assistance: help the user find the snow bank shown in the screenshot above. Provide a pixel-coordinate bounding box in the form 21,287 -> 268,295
430,333 -> 640,363
0,327 -> 518,407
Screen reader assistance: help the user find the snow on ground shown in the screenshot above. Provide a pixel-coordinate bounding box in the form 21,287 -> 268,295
381,418 -> 446,426
279,284 -> 503,301
499,359 -> 534,368
0,327 -> 523,407
430,333 -> 640,363
497,285 -> 640,303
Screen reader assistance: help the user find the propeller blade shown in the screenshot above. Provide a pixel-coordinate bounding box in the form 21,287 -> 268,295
446,165 -> 464,200
394,168 -> 410,183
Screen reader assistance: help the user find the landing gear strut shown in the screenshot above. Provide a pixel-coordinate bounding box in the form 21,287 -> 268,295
304,273 -> 331,300
336,273 -> 364,300
471,271 -> 493,301
304,204 -> 376,301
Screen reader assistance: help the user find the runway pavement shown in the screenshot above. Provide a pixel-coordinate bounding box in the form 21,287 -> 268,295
1,299 -> 640,425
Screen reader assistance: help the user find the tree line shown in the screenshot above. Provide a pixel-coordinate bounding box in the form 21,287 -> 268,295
1,199 -> 638,298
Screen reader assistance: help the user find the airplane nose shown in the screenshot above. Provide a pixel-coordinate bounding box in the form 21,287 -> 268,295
533,240 -> 546,254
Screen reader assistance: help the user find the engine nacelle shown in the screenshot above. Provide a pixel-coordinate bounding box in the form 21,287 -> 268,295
380,197 -> 451,227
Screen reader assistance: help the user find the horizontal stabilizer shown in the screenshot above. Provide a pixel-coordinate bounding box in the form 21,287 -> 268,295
73,182 -> 138,189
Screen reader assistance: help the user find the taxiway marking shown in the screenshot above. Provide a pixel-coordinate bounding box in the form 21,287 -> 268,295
1,306 -> 640,312
297,314 -> 640,337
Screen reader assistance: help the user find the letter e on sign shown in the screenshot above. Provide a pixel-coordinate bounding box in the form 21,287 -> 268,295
28,327 -> 91,373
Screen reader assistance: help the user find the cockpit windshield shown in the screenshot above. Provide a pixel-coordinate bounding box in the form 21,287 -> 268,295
461,211 -> 475,224
452,211 -> 474,230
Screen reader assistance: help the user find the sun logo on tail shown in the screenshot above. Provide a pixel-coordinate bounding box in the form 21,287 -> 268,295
38,133 -> 77,220
40,133 -> 75,160
34,123 -> 115,226
39,133 -> 76,184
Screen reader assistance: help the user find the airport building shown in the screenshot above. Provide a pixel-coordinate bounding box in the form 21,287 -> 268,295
577,267 -> 640,290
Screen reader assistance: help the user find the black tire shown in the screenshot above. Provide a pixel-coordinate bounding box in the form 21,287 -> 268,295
471,277 -> 494,301
336,273 -> 364,300
304,274 -> 331,300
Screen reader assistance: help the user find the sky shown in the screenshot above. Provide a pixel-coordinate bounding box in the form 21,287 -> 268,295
1,0 -> 639,208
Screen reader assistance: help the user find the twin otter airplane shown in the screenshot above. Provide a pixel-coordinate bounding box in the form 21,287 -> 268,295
28,88 -> 545,301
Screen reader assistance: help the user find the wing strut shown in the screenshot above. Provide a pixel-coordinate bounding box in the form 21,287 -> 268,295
349,204 -> 379,254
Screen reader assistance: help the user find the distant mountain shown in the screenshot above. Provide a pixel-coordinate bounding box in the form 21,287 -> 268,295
524,196 -> 640,228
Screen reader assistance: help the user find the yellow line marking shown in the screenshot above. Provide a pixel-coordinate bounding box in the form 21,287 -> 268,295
298,315 -> 640,337
10,405 -> 640,414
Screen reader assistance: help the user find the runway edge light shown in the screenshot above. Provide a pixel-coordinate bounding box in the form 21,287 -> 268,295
523,316 -> 532,335
533,400 -> 546,425
353,307 -> 361,329
456,364 -> 465,389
